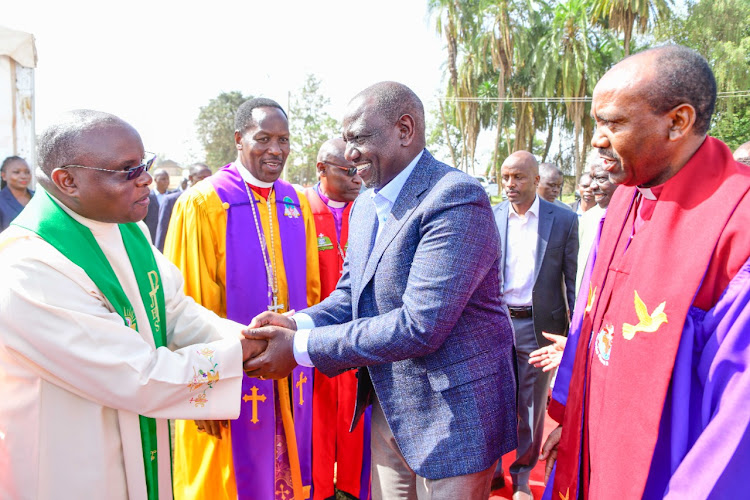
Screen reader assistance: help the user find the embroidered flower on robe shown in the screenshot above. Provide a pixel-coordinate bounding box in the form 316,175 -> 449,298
188,348 -> 220,406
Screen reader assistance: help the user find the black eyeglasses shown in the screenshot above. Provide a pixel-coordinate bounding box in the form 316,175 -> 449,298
322,161 -> 358,177
59,153 -> 156,180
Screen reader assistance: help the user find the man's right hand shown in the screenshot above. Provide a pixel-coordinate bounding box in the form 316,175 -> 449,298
249,311 -> 297,330
240,337 -> 268,362
540,425 -> 562,483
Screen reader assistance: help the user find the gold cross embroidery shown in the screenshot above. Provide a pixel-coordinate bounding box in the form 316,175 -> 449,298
296,372 -> 308,405
242,386 -> 267,424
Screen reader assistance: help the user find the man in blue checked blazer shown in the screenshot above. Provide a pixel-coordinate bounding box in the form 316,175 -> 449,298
245,82 -> 517,499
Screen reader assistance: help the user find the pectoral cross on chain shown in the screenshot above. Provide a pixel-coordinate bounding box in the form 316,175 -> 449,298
268,295 -> 284,313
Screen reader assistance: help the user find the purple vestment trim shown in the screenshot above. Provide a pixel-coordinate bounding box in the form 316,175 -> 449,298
359,405 -> 373,499
315,183 -> 346,240
208,164 -> 313,498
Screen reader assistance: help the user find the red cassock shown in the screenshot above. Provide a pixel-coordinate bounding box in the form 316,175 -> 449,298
305,187 -> 369,500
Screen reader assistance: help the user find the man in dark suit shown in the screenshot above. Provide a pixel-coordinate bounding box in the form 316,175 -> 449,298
143,168 -> 175,245
244,81 -> 517,499
143,190 -> 159,242
493,151 -> 578,500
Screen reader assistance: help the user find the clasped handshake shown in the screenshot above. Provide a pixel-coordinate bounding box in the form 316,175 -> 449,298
238,311 -> 300,381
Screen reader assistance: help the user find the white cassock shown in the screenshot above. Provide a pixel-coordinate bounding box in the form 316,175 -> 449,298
0,203 -> 246,500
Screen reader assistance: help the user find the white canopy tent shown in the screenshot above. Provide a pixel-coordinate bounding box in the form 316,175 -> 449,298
0,26 -> 37,182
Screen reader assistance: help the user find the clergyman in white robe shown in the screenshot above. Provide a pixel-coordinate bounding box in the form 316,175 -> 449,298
0,199 -> 247,500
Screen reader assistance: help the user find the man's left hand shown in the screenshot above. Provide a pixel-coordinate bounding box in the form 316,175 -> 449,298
529,332 -> 567,372
242,325 -> 298,379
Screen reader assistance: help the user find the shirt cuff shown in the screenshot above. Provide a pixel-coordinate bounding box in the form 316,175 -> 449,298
293,329 -> 314,367
293,312 -> 315,331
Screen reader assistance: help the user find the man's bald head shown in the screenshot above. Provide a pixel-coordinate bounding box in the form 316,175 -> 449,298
37,110 -> 135,178
188,163 -> 212,185
501,151 -> 539,214
341,82 -> 426,189
606,45 -> 716,136
734,141 -> 750,165
350,81 -> 426,149
317,137 -> 362,202
36,109 -> 152,224
591,45 -> 714,187
317,137 -> 348,165
503,151 -> 539,174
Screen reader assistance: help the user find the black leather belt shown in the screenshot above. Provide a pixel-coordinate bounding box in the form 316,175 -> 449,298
508,306 -> 533,319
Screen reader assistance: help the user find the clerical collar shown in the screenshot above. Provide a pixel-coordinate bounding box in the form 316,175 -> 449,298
316,184 -> 347,208
234,157 -> 274,188
637,186 -> 658,200
636,184 -> 663,200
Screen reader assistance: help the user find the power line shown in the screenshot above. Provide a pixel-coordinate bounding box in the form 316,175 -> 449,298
441,90 -> 750,103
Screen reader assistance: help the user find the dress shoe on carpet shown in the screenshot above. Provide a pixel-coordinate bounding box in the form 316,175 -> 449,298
511,485 -> 533,500
490,475 -> 506,491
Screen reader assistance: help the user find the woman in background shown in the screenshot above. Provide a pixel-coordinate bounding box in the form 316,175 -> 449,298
0,156 -> 34,231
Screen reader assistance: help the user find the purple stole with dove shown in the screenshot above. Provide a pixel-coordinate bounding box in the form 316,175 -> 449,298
209,164 -> 314,499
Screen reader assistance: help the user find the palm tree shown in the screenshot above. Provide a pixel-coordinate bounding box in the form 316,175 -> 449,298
590,0 -> 672,56
428,0 -> 480,170
480,0 -> 514,182
536,0 -> 592,181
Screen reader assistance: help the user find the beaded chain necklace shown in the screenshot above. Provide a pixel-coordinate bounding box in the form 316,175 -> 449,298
244,182 -> 284,312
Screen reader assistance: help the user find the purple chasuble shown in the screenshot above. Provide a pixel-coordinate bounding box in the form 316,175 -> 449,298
208,164 -> 314,499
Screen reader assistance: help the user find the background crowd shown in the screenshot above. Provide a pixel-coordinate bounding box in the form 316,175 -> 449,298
0,41 -> 749,500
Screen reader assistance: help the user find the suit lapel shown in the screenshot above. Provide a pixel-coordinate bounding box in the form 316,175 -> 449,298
360,151 -> 433,291
349,195 -> 379,310
534,201 -> 554,284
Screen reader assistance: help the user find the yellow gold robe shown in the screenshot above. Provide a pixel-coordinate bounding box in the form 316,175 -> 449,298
165,179 -> 320,500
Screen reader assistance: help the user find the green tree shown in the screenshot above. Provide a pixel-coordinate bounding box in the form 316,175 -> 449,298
590,0 -> 672,56
195,91 -> 252,168
287,74 -> 339,186
537,0 -> 621,181
655,0 -> 750,148
429,0 -> 482,170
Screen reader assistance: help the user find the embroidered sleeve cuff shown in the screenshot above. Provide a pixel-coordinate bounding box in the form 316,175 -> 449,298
293,329 -> 314,367
293,312 -> 315,331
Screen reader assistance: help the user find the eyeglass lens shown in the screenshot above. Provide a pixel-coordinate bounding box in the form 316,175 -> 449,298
127,155 -> 156,180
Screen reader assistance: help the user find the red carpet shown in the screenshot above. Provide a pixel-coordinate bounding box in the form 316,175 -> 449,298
489,413 -> 557,499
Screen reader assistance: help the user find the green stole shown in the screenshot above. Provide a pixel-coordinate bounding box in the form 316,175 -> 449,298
12,189 -> 168,499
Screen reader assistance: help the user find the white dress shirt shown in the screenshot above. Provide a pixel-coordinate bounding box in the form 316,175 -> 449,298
503,195 -> 540,307
292,150 -> 424,366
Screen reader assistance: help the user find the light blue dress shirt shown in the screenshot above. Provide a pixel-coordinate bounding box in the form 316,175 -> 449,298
292,150 -> 424,366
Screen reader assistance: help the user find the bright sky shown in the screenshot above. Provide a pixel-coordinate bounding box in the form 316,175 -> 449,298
5,0 -> 448,165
